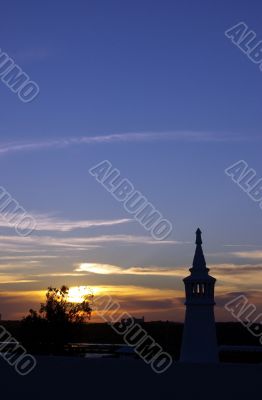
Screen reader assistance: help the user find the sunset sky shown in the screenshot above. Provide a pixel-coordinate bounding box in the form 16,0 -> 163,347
0,1 -> 262,321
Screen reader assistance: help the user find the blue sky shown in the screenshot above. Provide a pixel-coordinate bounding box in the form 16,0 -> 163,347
0,0 -> 262,321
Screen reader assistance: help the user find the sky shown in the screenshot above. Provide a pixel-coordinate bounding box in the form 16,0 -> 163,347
0,0 -> 262,321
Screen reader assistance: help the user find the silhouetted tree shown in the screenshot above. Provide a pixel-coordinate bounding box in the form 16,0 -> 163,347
21,285 -> 93,354
39,286 -> 92,323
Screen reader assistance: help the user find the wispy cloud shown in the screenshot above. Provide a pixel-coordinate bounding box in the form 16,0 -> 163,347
0,131 -> 250,158
0,255 -> 58,261
0,274 -> 39,284
0,234 -> 181,254
73,262 -> 262,291
0,214 -> 132,232
230,250 -> 262,260
75,262 -> 185,276
0,261 -> 40,270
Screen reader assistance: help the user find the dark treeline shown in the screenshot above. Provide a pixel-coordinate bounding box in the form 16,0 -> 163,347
1,320 -> 261,362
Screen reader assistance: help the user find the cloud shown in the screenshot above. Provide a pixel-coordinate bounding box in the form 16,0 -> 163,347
0,131 -> 250,158
209,263 -> 262,273
73,262 -> 262,294
0,234 -> 181,254
128,266 -> 184,276
32,217 -> 131,232
0,255 -> 58,260
230,251 -> 262,260
0,214 -> 132,232
74,261 -> 262,276
116,298 -> 178,311
224,244 -> 259,247
0,274 -> 39,284
204,263 -> 262,290
76,263 -> 123,274
75,262 -> 187,276
0,261 -> 40,272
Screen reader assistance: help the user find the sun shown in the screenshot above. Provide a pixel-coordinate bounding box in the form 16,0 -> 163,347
67,286 -> 100,303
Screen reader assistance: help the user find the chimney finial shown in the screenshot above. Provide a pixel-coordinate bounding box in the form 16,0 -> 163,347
195,228 -> 202,245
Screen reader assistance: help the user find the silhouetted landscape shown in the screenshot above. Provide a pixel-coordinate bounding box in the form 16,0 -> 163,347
1,320 -> 262,363
1,1 -> 262,398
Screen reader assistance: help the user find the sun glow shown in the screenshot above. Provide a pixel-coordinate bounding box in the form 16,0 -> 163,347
67,286 -> 101,303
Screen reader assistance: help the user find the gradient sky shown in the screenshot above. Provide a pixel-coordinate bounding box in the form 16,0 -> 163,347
0,0 -> 262,321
